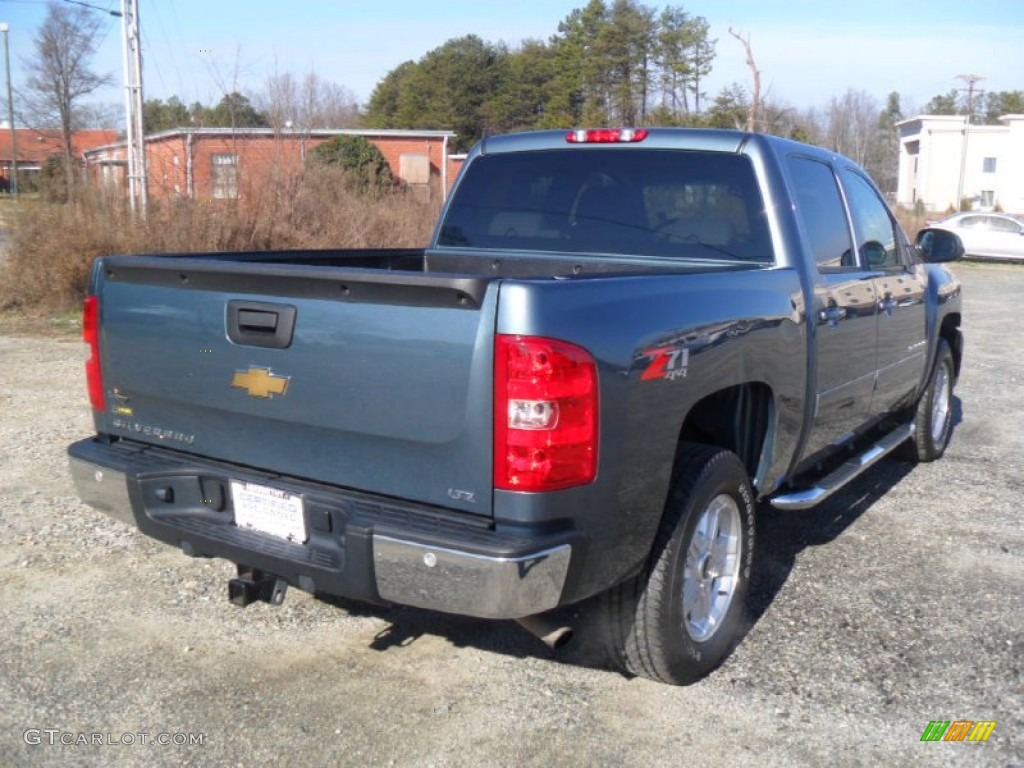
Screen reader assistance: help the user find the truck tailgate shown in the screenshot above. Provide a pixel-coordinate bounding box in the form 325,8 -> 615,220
94,257 -> 498,516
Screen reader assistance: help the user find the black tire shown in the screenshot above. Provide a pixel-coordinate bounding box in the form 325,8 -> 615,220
899,339 -> 955,462
602,444 -> 756,685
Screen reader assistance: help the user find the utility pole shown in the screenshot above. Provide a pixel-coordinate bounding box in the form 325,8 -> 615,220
955,74 -> 984,211
0,23 -> 16,197
120,0 -> 146,214
957,73 -> 985,120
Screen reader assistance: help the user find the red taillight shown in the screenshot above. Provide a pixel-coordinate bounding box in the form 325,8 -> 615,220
83,295 -> 105,410
565,128 -> 649,144
494,335 -> 598,492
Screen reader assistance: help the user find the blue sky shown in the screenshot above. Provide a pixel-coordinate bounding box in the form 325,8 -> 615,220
1,0 -> 1022,120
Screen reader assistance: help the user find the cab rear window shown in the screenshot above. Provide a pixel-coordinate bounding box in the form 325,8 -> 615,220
438,149 -> 774,263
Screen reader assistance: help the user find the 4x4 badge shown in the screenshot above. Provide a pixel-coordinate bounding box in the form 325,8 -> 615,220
231,367 -> 290,398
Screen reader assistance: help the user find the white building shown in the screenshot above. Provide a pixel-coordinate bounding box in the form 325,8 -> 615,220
896,114 -> 1024,214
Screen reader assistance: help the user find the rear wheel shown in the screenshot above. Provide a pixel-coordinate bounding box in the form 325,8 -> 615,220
900,339 -> 955,462
602,444 -> 755,685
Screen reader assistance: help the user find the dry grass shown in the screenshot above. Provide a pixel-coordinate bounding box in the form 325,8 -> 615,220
0,166 -> 440,313
893,205 -> 935,241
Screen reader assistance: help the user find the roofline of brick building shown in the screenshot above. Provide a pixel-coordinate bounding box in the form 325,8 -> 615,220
0,128 -> 120,163
83,127 -> 457,157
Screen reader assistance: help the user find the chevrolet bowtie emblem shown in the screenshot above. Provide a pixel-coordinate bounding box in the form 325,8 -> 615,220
231,367 -> 290,398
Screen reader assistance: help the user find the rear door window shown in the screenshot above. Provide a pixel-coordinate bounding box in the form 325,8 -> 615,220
987,216 -> 1022,233
840,169 -> 902,269
438,149 -> 774,263
786,156 -> 855,269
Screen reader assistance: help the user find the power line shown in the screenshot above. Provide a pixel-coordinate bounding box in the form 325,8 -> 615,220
139,21 -> 166,94
162,0 -> 200,104
145,0 -> 185,97
60,0 -> 122,17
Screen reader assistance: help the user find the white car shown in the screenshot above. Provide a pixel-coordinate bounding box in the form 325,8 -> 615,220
927,212 -> 1024,261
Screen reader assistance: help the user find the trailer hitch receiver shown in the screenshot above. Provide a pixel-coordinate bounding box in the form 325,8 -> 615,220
228,566 -> 289,607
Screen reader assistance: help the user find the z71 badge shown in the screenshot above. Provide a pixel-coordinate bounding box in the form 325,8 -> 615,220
641,345 -> 690,381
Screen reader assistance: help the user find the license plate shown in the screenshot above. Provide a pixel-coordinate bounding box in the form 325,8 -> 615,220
230,481 -> 307,544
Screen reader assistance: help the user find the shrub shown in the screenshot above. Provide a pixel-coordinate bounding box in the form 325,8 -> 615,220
40,154 -> 70,203
306,136 -> 395,191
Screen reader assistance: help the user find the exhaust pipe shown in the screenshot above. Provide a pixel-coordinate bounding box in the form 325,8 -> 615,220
228,567 -> 289,607
516,614 -> 574,650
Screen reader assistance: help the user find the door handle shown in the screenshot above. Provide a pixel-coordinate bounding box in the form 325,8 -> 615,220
818,302 -> 847,328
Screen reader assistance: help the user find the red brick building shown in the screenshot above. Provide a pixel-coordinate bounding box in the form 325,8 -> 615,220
0,128 -> 119,192
84,128 -> 462,202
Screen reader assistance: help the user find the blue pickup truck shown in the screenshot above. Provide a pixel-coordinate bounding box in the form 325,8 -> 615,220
69,128 -> 963,685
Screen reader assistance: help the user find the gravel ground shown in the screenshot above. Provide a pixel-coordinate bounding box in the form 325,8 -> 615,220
0,263 -> 1021,768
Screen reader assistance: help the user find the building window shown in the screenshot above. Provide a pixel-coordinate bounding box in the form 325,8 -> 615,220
982,157 -> 997,173
211,154 -> 239,199
980,190 -> 995,208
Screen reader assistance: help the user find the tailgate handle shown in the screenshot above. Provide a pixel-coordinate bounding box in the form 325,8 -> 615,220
238,309 -> 278,331
227,301 -> 296,349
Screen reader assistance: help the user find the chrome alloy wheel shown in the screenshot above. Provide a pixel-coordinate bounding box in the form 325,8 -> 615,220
931,363 -> 952,444
682,493 -> 743,642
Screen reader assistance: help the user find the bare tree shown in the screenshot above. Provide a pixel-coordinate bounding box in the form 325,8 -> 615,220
824,89 -> 878,168
728,27 -> 760,132
22,3 -> 113,196
260,71 -> 299,133
203,44 -> 255,130
302,73 -> 359,129
257,70 -> 360,133
76,102 -> 122,130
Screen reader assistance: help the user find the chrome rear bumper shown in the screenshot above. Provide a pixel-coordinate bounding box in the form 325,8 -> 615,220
68,457 -> 133,527
373,536 -> 571,619
69,446 -> 572,619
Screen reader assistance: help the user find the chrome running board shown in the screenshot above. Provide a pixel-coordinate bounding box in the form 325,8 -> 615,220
770,423 -> 914,511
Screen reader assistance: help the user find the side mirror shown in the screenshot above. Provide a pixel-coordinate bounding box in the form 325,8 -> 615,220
915,228 -> 965,263
862,240 -> 890,268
